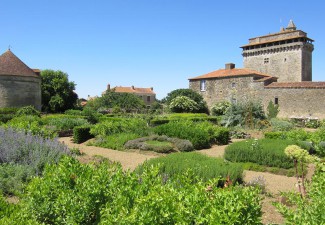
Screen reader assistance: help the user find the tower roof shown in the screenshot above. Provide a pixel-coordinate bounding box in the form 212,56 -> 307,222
0,50 -> 39,77
286,19 -> 296,31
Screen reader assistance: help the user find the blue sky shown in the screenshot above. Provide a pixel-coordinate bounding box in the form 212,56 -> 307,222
1,0 -> 325,99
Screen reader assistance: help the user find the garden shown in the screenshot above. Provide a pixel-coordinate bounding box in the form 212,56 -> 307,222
0,90 -> 324,224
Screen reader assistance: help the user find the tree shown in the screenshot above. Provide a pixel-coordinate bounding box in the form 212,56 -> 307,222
163,89 -> 209,113
41,70 -> 78,113
267,100 -> 279,119
86,90 -> 146,113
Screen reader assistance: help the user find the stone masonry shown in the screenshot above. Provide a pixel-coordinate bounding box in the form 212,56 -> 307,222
189,20 -> 325,119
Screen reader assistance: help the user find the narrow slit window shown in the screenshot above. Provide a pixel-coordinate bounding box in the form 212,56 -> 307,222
275,97 -> 279,105
200,80 -> 206,91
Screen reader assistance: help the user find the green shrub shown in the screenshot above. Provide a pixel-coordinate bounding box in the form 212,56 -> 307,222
15,106 -> 40,117
90,118 -> 149,137
264,131 -> 285,139
154,120 -> 229,149
225,139 -> 296,169
136,152 -> 243,184
305,119 -> 320,128
0,108 -> 18,123
1,157 -> 262,224
211,101 -> 231,116
270,118 -> 294,131
0,164 -> 34,195
41,115 -> 89,132
4,115 -> 57,139
124,135 -> 194,153
73,125 -> 94,144
90,132 -> 140,150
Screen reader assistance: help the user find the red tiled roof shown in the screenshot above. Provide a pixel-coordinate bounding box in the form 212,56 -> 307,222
188,68 -> 272,80
265,82 -> 325,89
0,50 -> 39,77
113,86 -> 155,94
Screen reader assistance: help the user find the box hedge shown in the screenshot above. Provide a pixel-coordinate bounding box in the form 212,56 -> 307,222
73,125 -> 94,144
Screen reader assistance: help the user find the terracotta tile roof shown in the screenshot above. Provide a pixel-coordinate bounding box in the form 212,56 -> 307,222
0,50 -> 39,77
188,68 -> 272,80
114,86 -> 155,94
265,82 -> 325,89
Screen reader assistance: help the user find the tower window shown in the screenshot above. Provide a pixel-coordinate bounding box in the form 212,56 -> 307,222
284,58 -> 287,62
200,80 -> 206,91
232,82 -> 236,88
264,58 -> 269,64
147,96 -> 151,102
275,97 -> 279,105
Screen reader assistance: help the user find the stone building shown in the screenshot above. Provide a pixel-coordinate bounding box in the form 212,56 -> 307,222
189,21 -> 325,119
105,84 -> 156,106
0,49 -> 41,110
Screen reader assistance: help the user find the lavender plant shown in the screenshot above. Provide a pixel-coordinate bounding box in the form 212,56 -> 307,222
0,127 -> 70,176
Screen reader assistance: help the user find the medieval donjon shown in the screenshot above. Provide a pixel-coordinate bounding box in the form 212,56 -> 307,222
242,20 -> 314,82
189,20 -> 325,119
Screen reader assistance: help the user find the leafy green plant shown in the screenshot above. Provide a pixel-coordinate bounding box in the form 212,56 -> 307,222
0,156 -> 263,224
73,125 -> 94,144
222,100 -> 266,128
15,106 -> 40,117
4,115 -> 57,139
41,115 -> 89,132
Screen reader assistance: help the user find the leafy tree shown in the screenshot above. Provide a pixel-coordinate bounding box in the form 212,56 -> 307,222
41,70 -> 78,113
163,89 -> 208,113
169,96 -> 199,113
86,90 -> 145,113
267,100 -> 279,119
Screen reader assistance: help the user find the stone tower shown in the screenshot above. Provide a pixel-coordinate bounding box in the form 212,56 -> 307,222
0,49 -> 41,110
241,20 -> 314,82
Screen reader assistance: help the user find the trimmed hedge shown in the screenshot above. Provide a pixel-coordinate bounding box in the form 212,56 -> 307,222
224,139 -> 297,169
73,125 -> 94,144
150,113 -> 219,126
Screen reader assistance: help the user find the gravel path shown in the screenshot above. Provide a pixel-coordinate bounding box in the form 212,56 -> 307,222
59,137 -> 159,170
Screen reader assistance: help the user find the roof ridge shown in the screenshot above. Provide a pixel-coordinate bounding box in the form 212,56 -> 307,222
0,50 -> 38,77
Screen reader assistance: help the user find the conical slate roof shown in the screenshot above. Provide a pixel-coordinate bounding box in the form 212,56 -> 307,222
0,50 -> 38,77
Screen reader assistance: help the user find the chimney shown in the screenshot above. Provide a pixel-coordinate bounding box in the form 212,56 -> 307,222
107,83 -> 110,91
131,85 -> 135,90
225,63 -> 235,70
150,87 -> 153,91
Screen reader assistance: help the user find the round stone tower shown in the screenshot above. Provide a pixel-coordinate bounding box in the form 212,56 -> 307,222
0,49 -> 41,110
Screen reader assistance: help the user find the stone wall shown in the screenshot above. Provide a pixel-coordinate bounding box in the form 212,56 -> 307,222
190,77 -> 325,119
0,75 -> 41,110
189,76 -> 264,109
135,93 -> 156,106
262,87 -> 325,119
